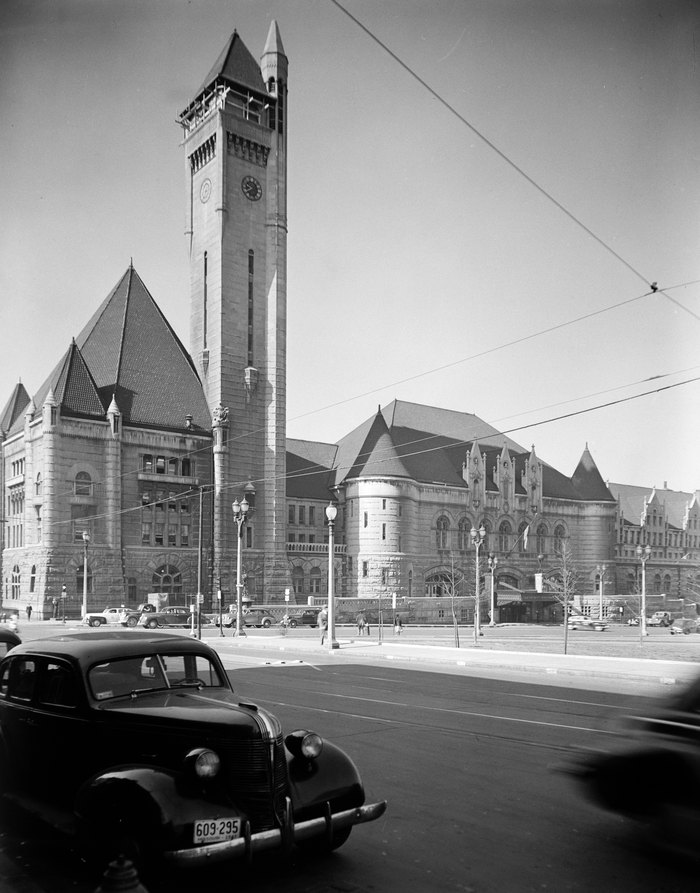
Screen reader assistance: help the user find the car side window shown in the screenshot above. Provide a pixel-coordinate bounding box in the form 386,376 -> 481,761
7,658 -> 38,702
162,655 -> 225,688
36,661 -> 79,709
89,657 -> 167,700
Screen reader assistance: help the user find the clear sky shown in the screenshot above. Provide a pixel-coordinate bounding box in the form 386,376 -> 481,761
1,0 -> 698,493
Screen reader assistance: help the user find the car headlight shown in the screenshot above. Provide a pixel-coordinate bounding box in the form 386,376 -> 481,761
185,747 -> 221,779
285,730 -> 323,760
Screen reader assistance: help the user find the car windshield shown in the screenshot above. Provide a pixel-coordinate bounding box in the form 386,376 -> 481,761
88,653 -> 227,700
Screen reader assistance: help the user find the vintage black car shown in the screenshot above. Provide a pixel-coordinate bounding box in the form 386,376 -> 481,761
565,670 -> 700,858
138,606 -> 210,629
0,631 -> 385,873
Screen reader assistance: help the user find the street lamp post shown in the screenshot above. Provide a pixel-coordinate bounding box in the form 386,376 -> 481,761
82,530 -> 90,620
232,498 -> 249,637
471,524 -> 486,643
488,554 -> 498,626
325,503 -> 339,650
636,544 -> 651,639
596,563 -> 607,621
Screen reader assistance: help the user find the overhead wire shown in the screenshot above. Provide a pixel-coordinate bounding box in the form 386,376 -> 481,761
327,0 -> 700,324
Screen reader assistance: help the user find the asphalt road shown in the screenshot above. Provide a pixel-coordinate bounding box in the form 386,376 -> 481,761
1,648 -> 698,892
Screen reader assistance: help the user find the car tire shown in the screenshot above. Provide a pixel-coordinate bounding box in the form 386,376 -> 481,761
289,619 -> 297,628
89,618 -> 102,628
126,616 -> 138,628
146,619 -> 158,629
262,619 -> 271,628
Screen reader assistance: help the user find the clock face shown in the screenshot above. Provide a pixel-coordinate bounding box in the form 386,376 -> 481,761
199,178 -> 212,203
241,175 -> 262,201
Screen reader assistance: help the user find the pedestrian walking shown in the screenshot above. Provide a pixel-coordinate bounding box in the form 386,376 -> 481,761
394,614 -> 403,635
25,604 -> 32,621
356,612 -> 366,636
318,606 -> 329,645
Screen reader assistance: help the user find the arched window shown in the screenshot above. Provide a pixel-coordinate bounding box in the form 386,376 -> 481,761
653,574 -> 662,594
11,565 -> 20,599
75,471 -> 92,496
536,523 -> 548,555
151,564 -> 182,597
458,519 -> 470,551
436,516 -> 450,551
518,521 -> 529,554
663,574 -> 672,594
425,571 -> 462,597
76,564 -> 93,595
498,521 -> 512,554
554,524 -> 566,555
310,567 -> 322,594
292,566 -> 304,595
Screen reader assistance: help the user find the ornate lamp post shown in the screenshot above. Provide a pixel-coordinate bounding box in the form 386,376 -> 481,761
488,554 -> 498,626
470,524 -> 486,643
82,530 -> 90,620
325,503 -> 339,650
596,563 -> 607,621
636,544 -> 651,639
232,498 -> 249,637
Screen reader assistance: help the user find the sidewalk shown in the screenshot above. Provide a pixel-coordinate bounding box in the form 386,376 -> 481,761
211,632 -> 700,693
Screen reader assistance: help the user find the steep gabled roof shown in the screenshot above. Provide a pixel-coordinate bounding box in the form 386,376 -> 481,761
343,410 -> 411,482
0,381 -> 30,435
571,445 -> 616,502
609,482 -> 698,530
52,340 -> 105,419
286,439 -> 338,500
16,267 -> 210,436
189,30 -> 268,108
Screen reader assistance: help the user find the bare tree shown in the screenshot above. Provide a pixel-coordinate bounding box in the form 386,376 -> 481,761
543,543 -> 581,654
443,552 -> 466,647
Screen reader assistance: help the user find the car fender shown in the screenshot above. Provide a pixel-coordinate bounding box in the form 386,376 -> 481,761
285,739 -> 365,817
74,765 -> 245,852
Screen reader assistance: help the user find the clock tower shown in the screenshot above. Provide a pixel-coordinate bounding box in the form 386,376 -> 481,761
179,21 -> 289,599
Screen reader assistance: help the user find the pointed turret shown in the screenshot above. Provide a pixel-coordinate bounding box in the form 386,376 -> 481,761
0,381 -> 30,436
571,444 -> 615,501
261,19 -> 288,92
345,409 -> 409,480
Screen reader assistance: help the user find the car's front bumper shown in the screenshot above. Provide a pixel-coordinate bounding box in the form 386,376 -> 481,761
162,798 -> 387,866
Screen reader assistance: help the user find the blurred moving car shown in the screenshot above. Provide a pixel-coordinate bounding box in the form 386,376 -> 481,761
647,611 -> 672,627
0,631 -> 386,875
567,615 -> 608,632
139,606 -> 211,629
564,670 -> 700,859
0,627 -> 21,657
669,618 -> 700,635
120,603 -> 157,628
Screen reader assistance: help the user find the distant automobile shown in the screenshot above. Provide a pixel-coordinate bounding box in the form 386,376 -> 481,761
120,603 -> 157,628
567,616 -> 607,632
83,608 -> 126,628
669,618 -> 700,635
647,611 -> 672,627
232,609 -> 275,629
564,669 -> 700,859
280,610 -> 320,629
139,607 -> 211,629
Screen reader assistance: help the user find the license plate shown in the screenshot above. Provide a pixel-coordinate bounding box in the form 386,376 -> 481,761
193,817 -> 241,845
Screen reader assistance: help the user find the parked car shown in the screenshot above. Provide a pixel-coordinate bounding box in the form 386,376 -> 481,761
647,611 -> 672,627
280,610 -> 320,628
139,606 -> 210,629
567,615 -> 608,632
669,618 -> 700,635
120,603 -> 157,628
564,670 -> 700,859
83,607 -> 126,628
0,631 -> 385,875
0,628 -> 21,657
